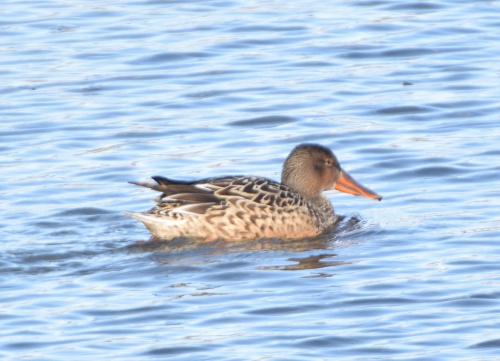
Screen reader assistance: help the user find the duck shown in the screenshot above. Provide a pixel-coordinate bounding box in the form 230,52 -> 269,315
126,143 -> 382,242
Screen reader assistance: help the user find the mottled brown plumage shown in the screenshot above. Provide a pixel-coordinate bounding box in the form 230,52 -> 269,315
126,144 -> 381,242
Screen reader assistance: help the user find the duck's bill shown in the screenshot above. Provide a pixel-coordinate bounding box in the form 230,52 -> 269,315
334,169 -> 382,201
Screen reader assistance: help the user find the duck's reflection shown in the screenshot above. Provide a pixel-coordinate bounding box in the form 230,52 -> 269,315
258,253 -> 352,271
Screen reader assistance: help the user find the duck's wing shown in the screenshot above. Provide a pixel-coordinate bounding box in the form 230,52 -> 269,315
129,176 -> 306,216
129,176 -> 254,215
129,176 -> 224,215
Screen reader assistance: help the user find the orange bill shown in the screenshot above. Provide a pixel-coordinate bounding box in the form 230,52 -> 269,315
334,169 -> 382,201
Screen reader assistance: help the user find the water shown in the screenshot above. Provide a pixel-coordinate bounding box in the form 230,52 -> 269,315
2,0 -> 500,359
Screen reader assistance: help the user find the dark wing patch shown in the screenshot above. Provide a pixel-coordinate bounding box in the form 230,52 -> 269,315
164,193 -> 219,203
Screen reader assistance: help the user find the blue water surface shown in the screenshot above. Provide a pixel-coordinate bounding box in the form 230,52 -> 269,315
1,0 -> 500,360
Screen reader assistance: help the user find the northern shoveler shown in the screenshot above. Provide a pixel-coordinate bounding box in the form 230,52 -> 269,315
126,143 -> 382,242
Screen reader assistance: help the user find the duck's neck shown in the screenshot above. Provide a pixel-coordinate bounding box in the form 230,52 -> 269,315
305,194 -> 337,231
308,194 -> 333,212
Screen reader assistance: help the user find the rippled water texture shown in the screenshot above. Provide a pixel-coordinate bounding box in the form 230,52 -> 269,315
2,0 -> 500,360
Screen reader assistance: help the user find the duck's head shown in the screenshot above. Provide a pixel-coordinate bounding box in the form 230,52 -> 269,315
281,143 -> 382,201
